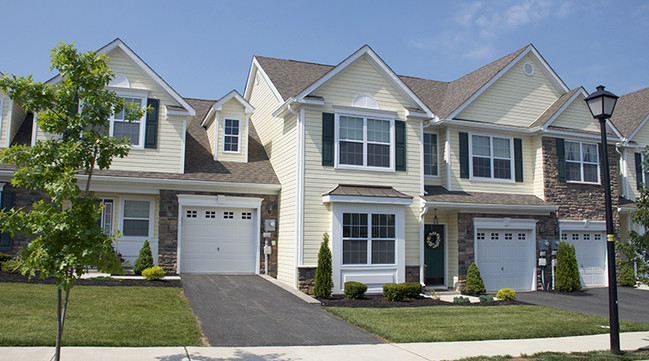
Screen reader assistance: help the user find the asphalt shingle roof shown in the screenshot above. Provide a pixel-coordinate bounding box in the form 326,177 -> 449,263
324,184 -> 412,199
423,185 -> 552,207
610,87 -> 649,138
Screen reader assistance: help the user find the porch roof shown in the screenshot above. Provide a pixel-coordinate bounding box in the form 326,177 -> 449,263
423,186 -> 556,212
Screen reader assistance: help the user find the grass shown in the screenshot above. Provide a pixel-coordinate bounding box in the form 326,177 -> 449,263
323,305 -> 649,343
0,283 -> 204,346
458,350 -> 649,360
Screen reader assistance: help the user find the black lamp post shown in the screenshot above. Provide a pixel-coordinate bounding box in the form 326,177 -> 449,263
584,85 -> 620,354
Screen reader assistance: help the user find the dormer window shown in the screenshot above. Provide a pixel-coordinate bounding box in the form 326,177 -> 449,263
223,118 -> 240,153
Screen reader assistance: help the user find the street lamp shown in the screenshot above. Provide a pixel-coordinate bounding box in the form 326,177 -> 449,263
584,85 -> 620,354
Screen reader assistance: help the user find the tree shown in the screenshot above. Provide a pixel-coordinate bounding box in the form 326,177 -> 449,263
0,43 -> 144,361
465,262 -> 486,295
621,185 -> 649,286
555,241 -> 581,292
313,233 -> 332,298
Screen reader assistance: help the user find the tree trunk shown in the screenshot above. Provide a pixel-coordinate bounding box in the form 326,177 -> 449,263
53,286 -> 71,361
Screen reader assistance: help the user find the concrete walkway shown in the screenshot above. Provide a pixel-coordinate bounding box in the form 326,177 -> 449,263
2,332 -> 648,360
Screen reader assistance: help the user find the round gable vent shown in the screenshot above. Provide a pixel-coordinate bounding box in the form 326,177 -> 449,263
523,62 -> 535,76
352,94 -> 379,109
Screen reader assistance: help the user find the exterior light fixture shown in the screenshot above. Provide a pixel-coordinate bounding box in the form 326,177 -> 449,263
433,208 -> 438,225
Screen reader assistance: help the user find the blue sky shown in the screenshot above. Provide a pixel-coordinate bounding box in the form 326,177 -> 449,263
1,1 -> 647,100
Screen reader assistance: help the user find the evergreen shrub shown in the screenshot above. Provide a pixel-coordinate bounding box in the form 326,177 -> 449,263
344,281 -> 367,299
619,263 -> 636,287
142,266 -> 165,281
555,241 -> 581,292
313,233 -> 333,298
465,262 -> 486,295
133,240 -> 154,276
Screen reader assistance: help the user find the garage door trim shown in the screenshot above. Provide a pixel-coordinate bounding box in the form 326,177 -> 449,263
559,219 -> 608,287
177,194 -> 263,274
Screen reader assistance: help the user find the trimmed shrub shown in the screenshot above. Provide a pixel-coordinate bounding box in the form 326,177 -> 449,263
344,281 -> 367,299
402,282 -> 423,298
465,262 -> 486,295
619,263 -> 636,287
142,266 -> 165,281
479,294 -> 494,303
1,259 -> 21,274
453,296 -> 470,304
496,288 -> 516,300
0,253 -> 11,265
383,283 -> 406,302
133,240 -> 154,276
555,241 -> 581,292
313,233 -> 333,298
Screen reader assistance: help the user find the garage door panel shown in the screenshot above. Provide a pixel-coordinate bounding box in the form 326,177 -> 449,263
563,231 -> 607,287
477,229 -> 534,292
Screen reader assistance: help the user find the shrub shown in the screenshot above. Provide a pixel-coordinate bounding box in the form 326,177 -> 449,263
142,266 -> 165,281
133,240 -> 154,276
383,283 -> 406,302
479,294 -> 494,303
401,282 -> 423,298
0,253 -> 11,265
465,262 -> 486,295
619,263 -> 636,287
496,288 -> 516,300
555,241 -> 581,292
313,233 -> 333,298
453,296 -> 470,304
1,259 -> 21,274
344,281 -> 367,299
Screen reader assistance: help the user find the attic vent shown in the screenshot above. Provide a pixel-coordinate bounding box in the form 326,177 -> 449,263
523,62 -> 534,76
109,73 -> 130,88
352,94 -> 379,109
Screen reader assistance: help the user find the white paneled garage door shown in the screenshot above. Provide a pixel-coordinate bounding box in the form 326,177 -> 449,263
476,229 -> 534,291
180,207 -> 257,273
562,231 -> 607,287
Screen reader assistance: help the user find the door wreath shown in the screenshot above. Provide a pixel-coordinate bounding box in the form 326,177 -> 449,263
426,231 -> 441,249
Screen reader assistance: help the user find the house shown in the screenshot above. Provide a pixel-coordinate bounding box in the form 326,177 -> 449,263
244,44 -> 624,294
1,39 -> 281,276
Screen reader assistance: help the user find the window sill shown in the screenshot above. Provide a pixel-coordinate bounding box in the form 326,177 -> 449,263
341,264 -> 398,268
335,164 -> 395,173
566,180 -> 601,186
424,174 -> 440,178
468,176 -> 515,183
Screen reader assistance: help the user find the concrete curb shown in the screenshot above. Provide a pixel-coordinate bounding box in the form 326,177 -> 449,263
260,274 -> 322,304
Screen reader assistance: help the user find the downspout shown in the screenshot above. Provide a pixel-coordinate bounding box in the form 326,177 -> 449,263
419,198 -> 429,286
615,145 -> 627,199
287,102 -> 304,288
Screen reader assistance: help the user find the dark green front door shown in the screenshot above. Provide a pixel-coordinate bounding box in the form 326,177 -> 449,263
424,224 -> 445,285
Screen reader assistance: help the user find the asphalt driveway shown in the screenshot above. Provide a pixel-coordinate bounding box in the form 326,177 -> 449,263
516,286 -> 649,324
181,274 -> 382,347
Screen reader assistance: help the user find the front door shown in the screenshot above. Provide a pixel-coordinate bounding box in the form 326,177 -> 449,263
424,224 -> 445,285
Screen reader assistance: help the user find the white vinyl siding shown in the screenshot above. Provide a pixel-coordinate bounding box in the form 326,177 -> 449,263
8,99 -> 26,147
551,95 -> 601,133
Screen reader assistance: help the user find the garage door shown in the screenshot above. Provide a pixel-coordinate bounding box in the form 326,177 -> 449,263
562,231 -> 607,287
180,207 -> 257,273
476,229 -> 534,291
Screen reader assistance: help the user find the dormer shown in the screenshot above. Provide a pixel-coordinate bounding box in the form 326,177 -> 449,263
201,90 -> 255,163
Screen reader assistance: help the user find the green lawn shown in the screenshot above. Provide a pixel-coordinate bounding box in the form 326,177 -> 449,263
323,305 -> 649,343
0,283 -> 204,346
458,350 -> 649,361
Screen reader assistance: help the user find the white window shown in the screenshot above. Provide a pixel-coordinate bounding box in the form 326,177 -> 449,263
223,118 -> 240,152
565,141 -> 599,184
336,114 -> 394,170
223,211 -> 234,219
110,96 -> 146,147
471,134 -> 512,180
100,199 -> 113,235
424,133 -> 438,176
342,212 -> 395,265
186,210 -> 197,218
122,200 -> 151,237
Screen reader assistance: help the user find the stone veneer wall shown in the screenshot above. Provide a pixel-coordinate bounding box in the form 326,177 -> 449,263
158,190 -> 279,276
405,265 -> 420,283
297,266 -> 316,294
0,184 -> 43,257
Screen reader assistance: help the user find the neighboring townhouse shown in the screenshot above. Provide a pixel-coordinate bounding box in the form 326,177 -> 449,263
244,44 -> 623,294
1,39 -> 281,276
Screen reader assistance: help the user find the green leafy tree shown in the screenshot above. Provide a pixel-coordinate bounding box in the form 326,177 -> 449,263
0,43 -> 144,361
465,262 -> 486,295
133,240 -> 154,275
555,241 -> 581,292
621,185 -> 649,286
313,233 -> 332,298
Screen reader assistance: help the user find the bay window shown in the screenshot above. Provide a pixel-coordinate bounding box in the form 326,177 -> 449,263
342,212 -> 395,265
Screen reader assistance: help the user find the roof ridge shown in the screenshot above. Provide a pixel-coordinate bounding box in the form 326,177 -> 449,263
451,44 -> 528,84
254,55 -> 335,69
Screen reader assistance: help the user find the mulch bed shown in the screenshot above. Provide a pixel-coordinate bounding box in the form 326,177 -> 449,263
0,271 -> 182,288
319,295 -> 527,308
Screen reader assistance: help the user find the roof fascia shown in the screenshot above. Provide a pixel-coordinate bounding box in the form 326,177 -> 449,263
425,200 -> 557,214
540,88 -> 588,130
244,57 -> 284,103
443,119 -> 533,135
625,113 -> 649,144
543,128 -> 622,143
201,90 -> 255,127
294,45 -> 433,117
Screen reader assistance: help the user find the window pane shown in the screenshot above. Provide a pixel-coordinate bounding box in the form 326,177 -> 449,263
424,133 -> 438,176
371,239 -> 395,264
582,143 -> 597,163
472,135 -> 490,156
339,116 -> 363,141
124,200 -> 150,218
493,137 -> 510,158
583,164 -> 598,183
565,141 -> 580,161
114,121 -> 140,145
340,141 -> 363,165
371,214 -> 395,238
367,119 -> 390,143
367,143 -> 390,167
343,213 -> 368,238
225,119 -> 239,135
566,162 -> 581,181
472,157 -> 491,177
494,158 -> 511,179
224,135 -> 238,152
123,219 -> 149,237
343,239 -> 367,264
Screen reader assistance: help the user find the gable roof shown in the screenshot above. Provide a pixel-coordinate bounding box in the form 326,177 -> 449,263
201,90 -> 254,127
530,87 -> 584,129
46,38 -> 195,116
610,87 -> 649,140
253,56 -> 333,100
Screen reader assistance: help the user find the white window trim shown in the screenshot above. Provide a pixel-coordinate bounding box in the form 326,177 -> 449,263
110,89 -> 149,149
423,132 -> 439,177
334,112 -> 395,172
100,198 -> 115,235
222,118 -> 241,153
468,132 -> 515,183
119,196 -> 155,239
565,140 -> 600,185
341,212 -> 397,266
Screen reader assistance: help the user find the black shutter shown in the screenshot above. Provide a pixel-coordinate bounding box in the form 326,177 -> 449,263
459,132 -> 469,179
322,112 -> 334,166
514,138 -> 523,182
0,191 -> 15,251
395,120 -> 406,171
556,138 -> 566,182
144,98 -> 160,149
636,152 -> 644,190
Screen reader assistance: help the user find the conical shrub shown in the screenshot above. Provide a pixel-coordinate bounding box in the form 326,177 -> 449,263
555,241 -> 581,292
619,263 -> 636,287
465,261 -> 486,295
133,240 -> 154,276
313,233 -> 332,298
